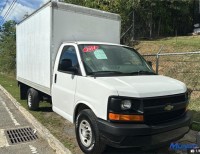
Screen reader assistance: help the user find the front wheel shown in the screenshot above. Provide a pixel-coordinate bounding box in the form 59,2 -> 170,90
75,109 -> 105,154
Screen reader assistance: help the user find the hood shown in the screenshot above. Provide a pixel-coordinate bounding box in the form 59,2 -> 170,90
95,75 -> 187,98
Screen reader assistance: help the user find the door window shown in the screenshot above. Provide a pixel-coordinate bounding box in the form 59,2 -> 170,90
58,46 -> 79,74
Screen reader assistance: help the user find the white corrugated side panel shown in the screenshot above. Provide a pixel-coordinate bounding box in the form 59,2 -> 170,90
51,8 -> 120,63
17,6 -> 51,93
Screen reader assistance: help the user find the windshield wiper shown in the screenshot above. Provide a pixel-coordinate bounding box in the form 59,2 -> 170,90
129,70 -> 156,75
88,71 -> 124,76
88,70 -> 156,76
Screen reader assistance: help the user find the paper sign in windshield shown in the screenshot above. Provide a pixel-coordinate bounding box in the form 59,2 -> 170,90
94,49 -> 107,59
83,46 -> 99,52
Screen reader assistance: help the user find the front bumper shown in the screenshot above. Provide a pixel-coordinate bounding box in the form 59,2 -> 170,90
97,112 -> 192,148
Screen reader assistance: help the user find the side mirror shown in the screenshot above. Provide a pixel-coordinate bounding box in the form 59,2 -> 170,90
147,61 -> 152,67
58,59 -> 78,73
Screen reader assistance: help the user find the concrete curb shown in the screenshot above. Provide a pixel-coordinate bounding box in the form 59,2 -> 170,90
0,84 -> 72,154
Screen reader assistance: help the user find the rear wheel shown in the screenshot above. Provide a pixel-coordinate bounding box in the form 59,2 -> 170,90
27,88 -> 40,110
75,109 -> 105,154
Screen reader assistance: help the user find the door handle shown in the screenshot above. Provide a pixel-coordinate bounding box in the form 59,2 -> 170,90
54,74 -> 57,83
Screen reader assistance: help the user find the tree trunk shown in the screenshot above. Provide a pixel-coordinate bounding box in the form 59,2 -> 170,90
157,17 -> 161,37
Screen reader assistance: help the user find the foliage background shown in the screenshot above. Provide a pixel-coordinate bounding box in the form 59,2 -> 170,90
0,21 -> 16,73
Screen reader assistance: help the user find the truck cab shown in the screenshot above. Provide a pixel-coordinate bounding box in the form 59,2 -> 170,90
51,41 -> 191,153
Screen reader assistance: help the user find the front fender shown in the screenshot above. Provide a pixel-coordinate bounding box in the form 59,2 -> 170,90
73,100 -> 98,123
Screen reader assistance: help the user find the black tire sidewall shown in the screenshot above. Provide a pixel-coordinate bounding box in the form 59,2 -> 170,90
27,88 -> 39,110
75,110 -> 99,154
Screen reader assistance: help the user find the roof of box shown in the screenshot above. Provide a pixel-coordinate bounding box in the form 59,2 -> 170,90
17,1 -> 121,25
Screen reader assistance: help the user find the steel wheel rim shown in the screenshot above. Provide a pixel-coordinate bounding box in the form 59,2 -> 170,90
79,120 -> 92,147
27,93 -> 32,107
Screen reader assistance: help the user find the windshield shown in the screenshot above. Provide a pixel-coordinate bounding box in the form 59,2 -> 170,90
78,44 -> 155,76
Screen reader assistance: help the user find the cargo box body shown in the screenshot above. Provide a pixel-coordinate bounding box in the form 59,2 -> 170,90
16,1 -> 121,95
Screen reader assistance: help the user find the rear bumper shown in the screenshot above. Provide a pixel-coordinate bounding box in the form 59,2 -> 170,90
97,112 -> 192,148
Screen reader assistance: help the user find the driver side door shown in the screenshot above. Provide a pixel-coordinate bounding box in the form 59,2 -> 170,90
52,45 -> 80,122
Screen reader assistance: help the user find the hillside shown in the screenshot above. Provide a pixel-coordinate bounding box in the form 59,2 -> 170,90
134,35 -> 200,54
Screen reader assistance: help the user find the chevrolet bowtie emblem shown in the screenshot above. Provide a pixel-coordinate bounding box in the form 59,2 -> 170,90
164,105 -> 174,111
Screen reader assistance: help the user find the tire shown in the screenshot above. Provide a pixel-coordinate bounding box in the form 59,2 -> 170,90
27,88 -> 40,111
75,109 -> 105,154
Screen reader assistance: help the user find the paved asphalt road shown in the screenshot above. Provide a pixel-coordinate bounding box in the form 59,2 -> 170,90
0,90 -> 55,154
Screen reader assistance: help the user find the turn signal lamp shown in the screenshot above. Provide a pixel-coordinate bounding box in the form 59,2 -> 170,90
109,113 -> 144,122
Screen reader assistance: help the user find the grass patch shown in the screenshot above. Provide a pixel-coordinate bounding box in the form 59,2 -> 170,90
191,123 -> 200,131
188,91 -> 200,131
135,35 -> 200,54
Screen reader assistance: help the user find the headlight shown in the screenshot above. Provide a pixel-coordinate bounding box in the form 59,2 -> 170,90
108,97 -> 142,112
108,96 -> 144,122
121,100 -> 132,110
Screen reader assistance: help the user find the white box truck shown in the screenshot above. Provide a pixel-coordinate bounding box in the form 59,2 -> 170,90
17,1 -> 191,153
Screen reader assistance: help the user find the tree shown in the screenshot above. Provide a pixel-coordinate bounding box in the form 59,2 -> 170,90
0,20 -> 16,73
131,0 -> 194,38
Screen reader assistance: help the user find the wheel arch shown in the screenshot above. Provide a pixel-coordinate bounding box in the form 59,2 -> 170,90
73,102 -> 97,123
